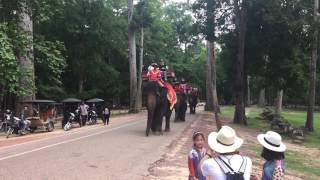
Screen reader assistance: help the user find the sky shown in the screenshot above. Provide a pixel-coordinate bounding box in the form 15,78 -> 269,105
170,0 -> 195,3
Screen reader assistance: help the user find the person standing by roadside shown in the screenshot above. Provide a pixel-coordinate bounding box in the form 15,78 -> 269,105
200,126 -> 252,180
79,101 -> 89,126
102,106 -> 110,126
188,131 -> 207,180
257,131 -> 286,180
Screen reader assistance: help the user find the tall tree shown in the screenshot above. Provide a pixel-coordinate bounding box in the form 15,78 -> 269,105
306,0 -> 319,131
137,26 -> 144,110
233,0 -> 248,125
134,0 -> 157,110
193,0 -> 221,129
193,0 -> 219,112
16,0 -> 35,115
128,0 -> 138,113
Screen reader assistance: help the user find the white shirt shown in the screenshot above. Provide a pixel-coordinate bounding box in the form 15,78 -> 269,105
80,104 -> 89,116
201,155 -> 252,180
103,108 -> 109,115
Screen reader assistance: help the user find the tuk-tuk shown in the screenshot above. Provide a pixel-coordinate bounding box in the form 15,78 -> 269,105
22,99 -> 57,132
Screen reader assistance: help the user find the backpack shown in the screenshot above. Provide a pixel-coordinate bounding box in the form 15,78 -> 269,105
214,156 -> 247,180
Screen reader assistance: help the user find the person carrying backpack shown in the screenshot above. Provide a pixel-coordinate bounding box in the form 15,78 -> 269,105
200,126 -> 252,180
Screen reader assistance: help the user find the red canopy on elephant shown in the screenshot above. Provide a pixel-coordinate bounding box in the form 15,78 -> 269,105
163,82 -> 177,110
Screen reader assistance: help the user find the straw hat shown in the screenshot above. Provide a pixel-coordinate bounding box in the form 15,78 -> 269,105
208,126 -> 244,153
257,131 -> 286,152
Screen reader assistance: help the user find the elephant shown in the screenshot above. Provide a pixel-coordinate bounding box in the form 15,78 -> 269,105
174,92 -> 187,122
188,93 -> 198,114
143,82 -> 172,136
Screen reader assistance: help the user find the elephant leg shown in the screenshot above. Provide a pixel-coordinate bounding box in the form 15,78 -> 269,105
153,105 -> 163,133
146,109 -> 154,136
146,93 -> 157,136
165,108 -> 172,132
181,103 -> 187,121
174,107 -> 180,122
179,108 -> 183,121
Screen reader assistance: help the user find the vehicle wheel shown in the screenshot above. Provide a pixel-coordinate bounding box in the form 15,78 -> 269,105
30,127 -> 37,133
47,122 -> 54,132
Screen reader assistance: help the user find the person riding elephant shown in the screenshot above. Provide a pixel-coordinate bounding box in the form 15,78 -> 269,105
144,63 -> 176,136
188,87 -> 199,114
159,59 -> 168,81
174,79 -> 188,122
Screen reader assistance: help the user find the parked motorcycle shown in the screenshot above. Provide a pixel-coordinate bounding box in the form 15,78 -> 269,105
87,110 -> 97,125
64,109 -> 80,131
0,115 -> 6,132
5,110 -> 31,138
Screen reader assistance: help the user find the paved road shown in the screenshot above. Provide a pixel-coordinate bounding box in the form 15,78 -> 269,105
0,111 -> 200,180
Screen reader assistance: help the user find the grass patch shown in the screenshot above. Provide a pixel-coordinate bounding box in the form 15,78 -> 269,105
285,150 -> 320,179
220,106 -> 234,119
221,106 -> 320,178
220,106 -> 320,149
248,143 -> 320,179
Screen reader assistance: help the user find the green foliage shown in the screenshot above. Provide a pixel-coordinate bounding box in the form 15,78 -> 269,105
0,0 -> 316,108
0,23 -> 33,96
192,0 -> 219,42
34,35 -> 66,99
132,0 -> 160,29
215,0 -> 319,105
0,23 -> 20,94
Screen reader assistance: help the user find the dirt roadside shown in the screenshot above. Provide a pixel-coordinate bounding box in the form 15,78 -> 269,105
145,111 -> 312,180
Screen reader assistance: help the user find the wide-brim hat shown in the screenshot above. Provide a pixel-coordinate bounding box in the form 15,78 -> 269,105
151,63 -> 158,67
257,131 -> 286,152
208,126 -> 243,154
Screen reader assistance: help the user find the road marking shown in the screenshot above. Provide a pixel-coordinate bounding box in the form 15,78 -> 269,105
0,120 -> 143,161
0,115 -> 144,150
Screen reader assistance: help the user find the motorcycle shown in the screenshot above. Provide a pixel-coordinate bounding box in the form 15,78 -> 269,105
64,109 -> 80,131
5,110 -> 31,138
0,116 -> 6,132
87,110 -> 97,125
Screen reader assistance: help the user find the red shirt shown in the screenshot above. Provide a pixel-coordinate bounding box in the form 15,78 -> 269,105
175,84 -> 184,93
181,83 -> 188,93
191,90 -> 198,96
147,69 -> 161,81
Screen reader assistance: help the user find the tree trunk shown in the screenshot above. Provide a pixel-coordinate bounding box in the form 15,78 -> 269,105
16,0 -> 35,116
215,111 -> 222,131
79,78 -> 84,93
275,89 -> 283,115
205,41 -> 214,111
258,88 -> 265,107
128,0 -> 138,113
136,27 -> 144,110
207,41 -> 222,128
247,75 -> 251,106
233,0 -> 248,125
210,42 -> 220,113
306,0 -> 318,132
